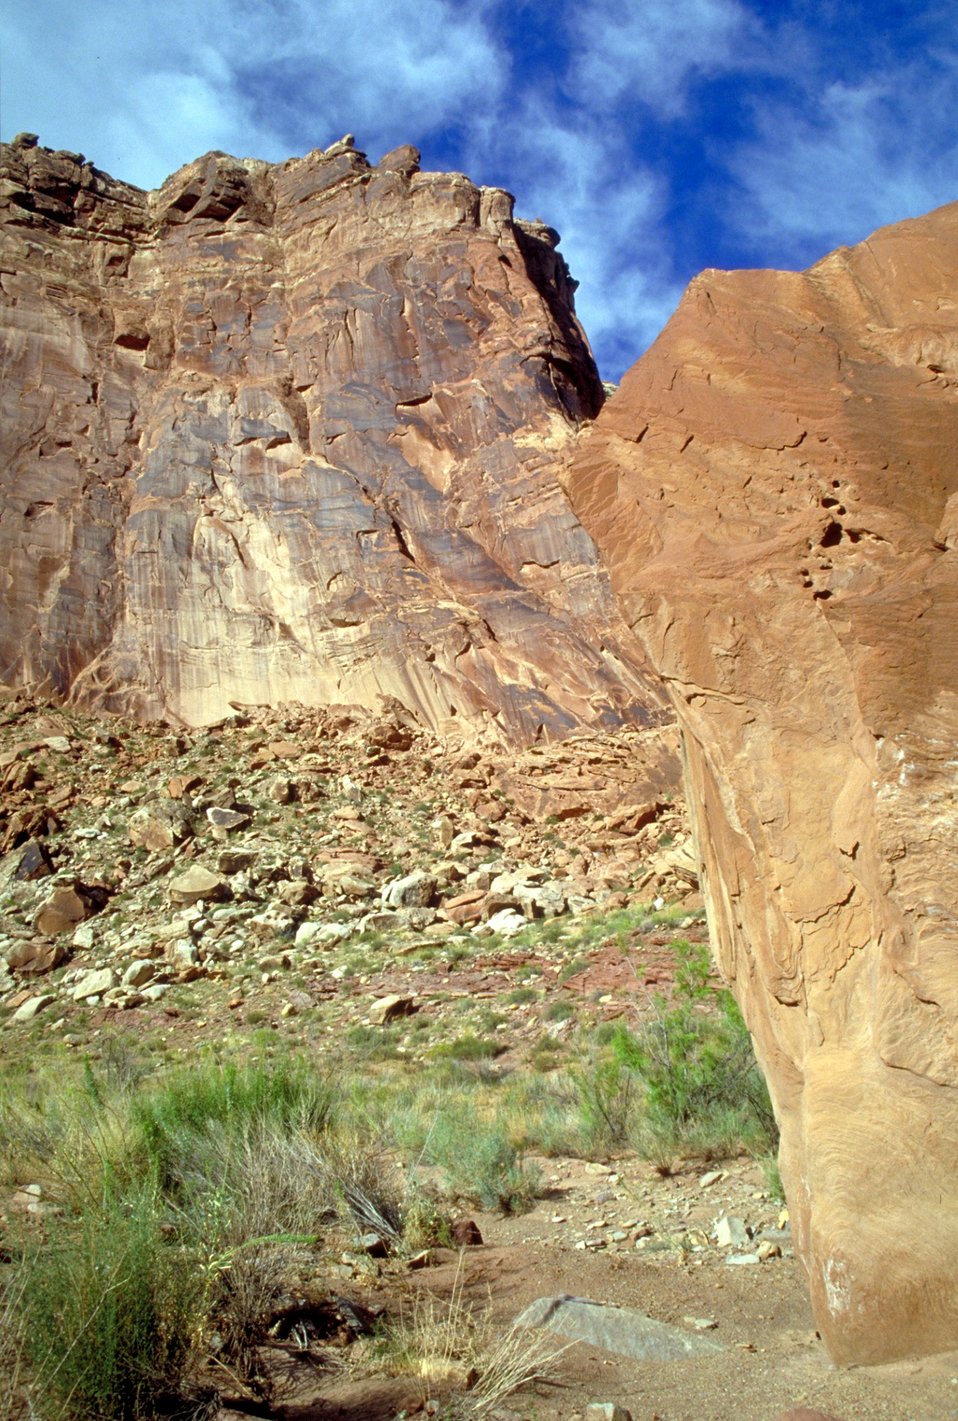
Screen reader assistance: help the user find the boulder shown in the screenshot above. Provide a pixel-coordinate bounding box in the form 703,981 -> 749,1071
514,1296 -> 722,1361
368,993 -> 417,1025
169,865 -> 229,906
12,993 -> 56,1022
381,870 -> 437,910
5,938 -> 69,975
33,882 -> 107,935
567,201 -> 958,1364
72,966 -> 116,1001
128,800 -> 194,852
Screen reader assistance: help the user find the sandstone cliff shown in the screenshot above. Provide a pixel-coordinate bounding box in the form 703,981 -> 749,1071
0,133 -> 666,742
567,203 -> 958,1364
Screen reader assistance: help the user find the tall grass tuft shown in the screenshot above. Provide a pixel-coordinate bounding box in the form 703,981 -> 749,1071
20,1183 -> 202,1421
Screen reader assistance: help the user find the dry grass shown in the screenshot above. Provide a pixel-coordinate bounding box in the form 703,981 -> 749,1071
373,1256 -> 569,1416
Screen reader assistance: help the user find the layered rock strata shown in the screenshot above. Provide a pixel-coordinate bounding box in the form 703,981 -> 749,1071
0,133 -> 665,741
567,203 -> 958,1364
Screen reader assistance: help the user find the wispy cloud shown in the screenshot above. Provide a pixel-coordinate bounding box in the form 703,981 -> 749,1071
567,0 -> 756,116
3,1 -> 957,377
725,58 -> 958,263
462,110 -> 682,373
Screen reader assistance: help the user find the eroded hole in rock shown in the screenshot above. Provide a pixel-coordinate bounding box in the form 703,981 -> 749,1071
820,520 -> 843,548
389,517 -> 415,562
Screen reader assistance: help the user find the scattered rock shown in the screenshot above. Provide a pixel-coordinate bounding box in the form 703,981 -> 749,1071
169,865 -> 229,906
368,994 -> 417,1025
5,939 -> 69,975
714,1215 -> 750,1248
13,838 -> 54,881
515,1297 -> 724,1361
72,966 -> 117,1001
381,871 -> 437,910
33,881 -> 107,935
128,800 -> 194,852
12,993 -> 55,1022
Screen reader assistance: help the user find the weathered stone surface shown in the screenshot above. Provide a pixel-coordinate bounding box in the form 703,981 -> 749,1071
368,993 -> 416,1025
72,966 -> 116,1000
11,993 -> 55,1022
567,202 -> 958,1364
13,838 -> 55,881
33,881 -> 106,935
0,134 -> 668,746
169,865 -> 229,905
128,801 -> 194,852
381,870 -> 437,910
5,938 -> 69,975
514,1296 -> 723,1360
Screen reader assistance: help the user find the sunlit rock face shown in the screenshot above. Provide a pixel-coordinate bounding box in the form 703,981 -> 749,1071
566,202 -> 958,1365
0,133 -> 666,742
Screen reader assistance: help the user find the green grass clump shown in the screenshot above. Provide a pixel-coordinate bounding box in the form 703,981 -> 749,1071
131,1058 -> 335,1193
427,1033 -> 503,1062
20,1184 -> 202,1421
424,1113 -> 542,1213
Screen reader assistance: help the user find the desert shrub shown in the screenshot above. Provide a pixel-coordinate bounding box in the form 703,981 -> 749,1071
571,1050 -> 639,1153
0,1255 -> 30,1421
612,939 -> 778,1163
19,1183 -> 201,1421
372,1259 -> 566,1415
427,1033 -> 503,1062
497,1074 -> 584,1158
423,1112 -> 542,1213
543,1000 -> 573,1022
173,1122 -> 335,1390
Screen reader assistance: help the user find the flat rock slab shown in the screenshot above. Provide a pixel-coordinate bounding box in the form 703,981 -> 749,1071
514,1295 -> 724,1361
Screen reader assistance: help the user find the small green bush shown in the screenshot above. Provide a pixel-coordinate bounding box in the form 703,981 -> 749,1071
571,1051 -> 638,1152
543,1000 -> 573,1022
21,1184 -> 201,1421
424,1114 -> 541,1213
132,1058 -> 335,1193
612,940 -> 778,1163
428,1034 -> 503,1062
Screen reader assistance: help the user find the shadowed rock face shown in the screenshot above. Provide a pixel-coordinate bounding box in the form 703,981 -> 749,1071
0,134 -> 666,741
566,202 -> 958,1364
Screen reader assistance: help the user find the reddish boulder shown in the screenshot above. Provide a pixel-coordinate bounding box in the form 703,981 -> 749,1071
567,202 -> 958,1364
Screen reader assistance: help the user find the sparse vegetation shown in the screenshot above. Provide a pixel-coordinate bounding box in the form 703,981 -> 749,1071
580,939 -> 778,1166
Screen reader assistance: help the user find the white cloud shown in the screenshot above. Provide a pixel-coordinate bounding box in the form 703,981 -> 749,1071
0,0 -> 506,187
567,0 -> 756,116
724,63 -> 958,262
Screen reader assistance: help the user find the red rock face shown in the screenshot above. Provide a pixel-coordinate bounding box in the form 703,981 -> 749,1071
567,203 -> 958,1364
0,134 -> 666,742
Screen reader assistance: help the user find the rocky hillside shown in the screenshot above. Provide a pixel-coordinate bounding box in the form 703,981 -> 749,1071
566,200 -> 958,1366
0,686 -> 687,1043
0,133 -> 665,742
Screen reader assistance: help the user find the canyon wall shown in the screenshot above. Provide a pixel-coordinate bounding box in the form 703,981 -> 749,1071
567,202 -> 958,1363
0,133 -> 665,742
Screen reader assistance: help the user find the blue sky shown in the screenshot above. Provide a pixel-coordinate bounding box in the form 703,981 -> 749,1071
3,0 -> 957,378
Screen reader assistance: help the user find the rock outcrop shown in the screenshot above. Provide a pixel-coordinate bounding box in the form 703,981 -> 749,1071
566,202 -> 958,1364
0,133 -> 665,742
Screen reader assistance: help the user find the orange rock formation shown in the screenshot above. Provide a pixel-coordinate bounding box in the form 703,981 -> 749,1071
567,203 -> 958,1364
